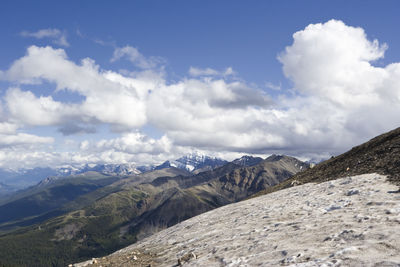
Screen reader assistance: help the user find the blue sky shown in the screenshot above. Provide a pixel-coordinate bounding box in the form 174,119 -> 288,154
2,1 -> 400,80
1,1 -> 400,169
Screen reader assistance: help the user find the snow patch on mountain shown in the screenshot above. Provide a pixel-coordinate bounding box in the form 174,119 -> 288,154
83,173 -> 400,266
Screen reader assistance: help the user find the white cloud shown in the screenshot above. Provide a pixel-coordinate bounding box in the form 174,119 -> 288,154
265,82 -> 281,91
146,20 -> 400,157
277,19 -> 400,142
111,45 -> 164,69
0,128 -> 55,169
20,28 -> 69,47
147,78 -> 276,152
0,122 -> 18,134
0,150 -> 58,170
5,87 -> 75,126
0,133 -> 53,147
189,66 -> 235,77
86,133 -> 172,155
3,46 -> 151,130
278,19 -> 388,107
75,133 -> 251,167
70,133 -> 189,167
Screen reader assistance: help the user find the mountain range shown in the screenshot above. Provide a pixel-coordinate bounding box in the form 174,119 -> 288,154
72,126 -> 400,267
0,153 -> 227,198
5,123 -> 400,266
0,154 -> 307,266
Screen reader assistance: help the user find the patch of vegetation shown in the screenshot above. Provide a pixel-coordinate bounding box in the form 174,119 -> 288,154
0,176 -> 120,233
0,189 -> 148,267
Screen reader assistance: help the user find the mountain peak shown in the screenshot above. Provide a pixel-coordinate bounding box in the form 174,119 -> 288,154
265,154 -> 286,162
232,155 -> 263,167
155,153 -> 227,172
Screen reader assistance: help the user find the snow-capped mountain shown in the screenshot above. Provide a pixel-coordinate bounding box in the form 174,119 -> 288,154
78,163 -> 141,176
155,153 -> 228,172
0,154 -> 226,195
136,165 -> 156,173
0,163 -> 142,194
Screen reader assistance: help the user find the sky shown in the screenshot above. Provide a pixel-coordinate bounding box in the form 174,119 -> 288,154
1,0 -> 400,169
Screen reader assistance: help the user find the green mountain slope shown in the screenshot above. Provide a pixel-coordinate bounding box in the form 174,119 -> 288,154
0,172 -> 120,233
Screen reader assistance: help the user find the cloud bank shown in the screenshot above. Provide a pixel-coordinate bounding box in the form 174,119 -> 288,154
2,19 -> 400,169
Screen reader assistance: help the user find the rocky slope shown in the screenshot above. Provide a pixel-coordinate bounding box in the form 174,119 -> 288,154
75,173 -> 400,266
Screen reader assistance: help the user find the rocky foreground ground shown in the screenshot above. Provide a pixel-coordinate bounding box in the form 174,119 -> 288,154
74,173 -> 400,266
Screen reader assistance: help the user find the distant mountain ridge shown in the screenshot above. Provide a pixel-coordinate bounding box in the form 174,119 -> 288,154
0,153 -> 228,197
0,154 -> 308,266
0,164 -> 141,197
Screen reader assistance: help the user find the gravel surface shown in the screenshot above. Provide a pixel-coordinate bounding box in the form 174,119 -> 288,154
75,173 -> 400,266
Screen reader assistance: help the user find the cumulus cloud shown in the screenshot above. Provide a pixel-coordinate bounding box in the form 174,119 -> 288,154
146,78 -> 276,152
3,46 -> 151,130
0,149 -> 58,170
84,133 -> 172,154
189,66 -> 235,77
278,19 -> 400,140
111,45 -> 164,69
70,133 -> 189,167
20,28 -> 69,47
0,126 -> 54,169
146,19 -> 400,157
5,87 -> 75,126
0,133 -> 53,147
278,19 -> 388,107
0,122 -> 18,135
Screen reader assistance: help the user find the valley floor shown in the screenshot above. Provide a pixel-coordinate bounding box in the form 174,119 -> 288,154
75,173 -> 400,266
